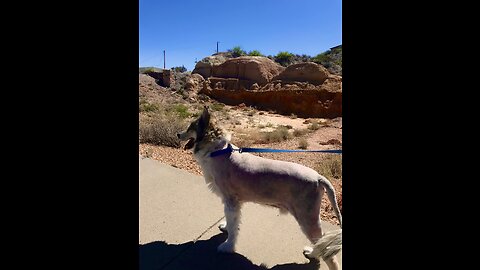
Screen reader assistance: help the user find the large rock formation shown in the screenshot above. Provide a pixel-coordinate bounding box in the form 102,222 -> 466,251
211,56 -> 285,86
273,62 -> 329,85
195,56 -> 342,118
192,54 -> 228,78
185,73 -> 205,94
201,74 -> 342,118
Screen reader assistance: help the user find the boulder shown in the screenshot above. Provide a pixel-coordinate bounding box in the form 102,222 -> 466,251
185,73 -> 204,93
211,56 -> 285,86
274,62 -> 329,85
192,54 -> 228,78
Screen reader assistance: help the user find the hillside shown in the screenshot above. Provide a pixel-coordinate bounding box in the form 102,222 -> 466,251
312,46 -> 342,75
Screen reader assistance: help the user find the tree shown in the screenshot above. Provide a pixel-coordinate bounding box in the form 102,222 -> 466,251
172,65 -> 187,73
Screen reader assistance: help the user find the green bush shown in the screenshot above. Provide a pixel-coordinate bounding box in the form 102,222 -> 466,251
173,104 -> 190,118
229,46 -> 247,57
165,104 -> 191,119
275,51 -> 294,66
211,103 -> 225,111
248,50 -> 264,56
172,65 -> 187,73
312,52 -> 331,64
139,102 -> 158,112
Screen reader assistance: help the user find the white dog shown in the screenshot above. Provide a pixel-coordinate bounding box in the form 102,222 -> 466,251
177,106 -> 342,270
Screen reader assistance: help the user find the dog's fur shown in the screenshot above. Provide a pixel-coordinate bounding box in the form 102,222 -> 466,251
177,107 -> 342,270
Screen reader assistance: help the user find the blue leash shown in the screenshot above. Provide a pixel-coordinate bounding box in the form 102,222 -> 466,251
210,144 -> 342,157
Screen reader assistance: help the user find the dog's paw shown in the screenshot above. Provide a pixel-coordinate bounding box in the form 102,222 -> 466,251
217,241 -> 235,253
218,221 -> 227,233
303,246 -> 315,259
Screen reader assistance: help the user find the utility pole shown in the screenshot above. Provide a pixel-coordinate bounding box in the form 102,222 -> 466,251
163,50 -> 166,69
216,41 -> 219,53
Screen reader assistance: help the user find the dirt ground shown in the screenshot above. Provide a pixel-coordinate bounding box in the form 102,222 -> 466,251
139,74 -> 342,225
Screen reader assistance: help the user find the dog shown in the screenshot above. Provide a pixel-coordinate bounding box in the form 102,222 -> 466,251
177,106 -> 342,270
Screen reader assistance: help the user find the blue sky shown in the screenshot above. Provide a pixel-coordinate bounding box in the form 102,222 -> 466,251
139,0 -> 342,71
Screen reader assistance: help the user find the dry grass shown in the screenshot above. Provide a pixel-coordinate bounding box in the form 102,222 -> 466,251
259,126 -> 292,143
308,122 -> 320,131
293,128 -> 309,137
211,103 -> 225,112
315,154 -> 342,180
298,138 -> 309,149
233,125 -> 294,146
139,100 -> 159,112
139,113 -> 185,148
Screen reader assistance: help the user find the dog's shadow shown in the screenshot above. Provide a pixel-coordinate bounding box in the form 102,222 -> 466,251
139,232 -> 321,270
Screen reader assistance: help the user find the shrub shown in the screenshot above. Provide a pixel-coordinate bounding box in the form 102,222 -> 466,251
280,125 -> 293,129
172,65 -> 187,73
293,128 -> 309,137
275,51 -> 294,66
229,46 -> 247,57
315,155 -> 342,179
248,50 -> 264,56
298,138 -> 309,149
211,103 -> 225,111
165,104 -> 191,119
308,122 -> 320,130
312,51 -> 331,64
139,114 -> 185,148
260,126 -> 292,143
139,102 -> 158,112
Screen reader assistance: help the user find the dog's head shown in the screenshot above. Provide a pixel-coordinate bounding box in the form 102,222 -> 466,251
177,106 -> 211,150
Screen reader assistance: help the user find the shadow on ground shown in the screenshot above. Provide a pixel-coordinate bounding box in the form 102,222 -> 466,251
139,232 -> 321,270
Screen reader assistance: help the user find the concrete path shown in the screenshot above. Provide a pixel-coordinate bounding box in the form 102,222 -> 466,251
139,157 -> 342,270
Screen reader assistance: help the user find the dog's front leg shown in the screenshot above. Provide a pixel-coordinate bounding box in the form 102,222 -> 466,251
218,220 -> 227,232
217,201 -> 241,253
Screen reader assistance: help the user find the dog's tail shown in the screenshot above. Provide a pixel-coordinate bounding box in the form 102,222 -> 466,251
310,229 -> 342,260
318,175 -> 342,227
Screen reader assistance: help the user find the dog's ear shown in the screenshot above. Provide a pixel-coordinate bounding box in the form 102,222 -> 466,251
200,106 -> 210,125
196,106 -> 210,141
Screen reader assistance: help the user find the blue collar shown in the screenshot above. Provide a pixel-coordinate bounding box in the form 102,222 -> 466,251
210,143 -> 235,157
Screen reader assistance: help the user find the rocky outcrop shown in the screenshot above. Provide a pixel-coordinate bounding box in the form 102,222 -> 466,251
211,56 -> 285,86
143,69 -> 173,87
192,54 -> 228,78
194,55 -> 342,118
273,62 -> 329,85
200,75 -> 342,118
185,73 -> 205,94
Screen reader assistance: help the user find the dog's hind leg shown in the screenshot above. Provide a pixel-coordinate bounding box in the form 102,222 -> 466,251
217,200 -> 241,253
